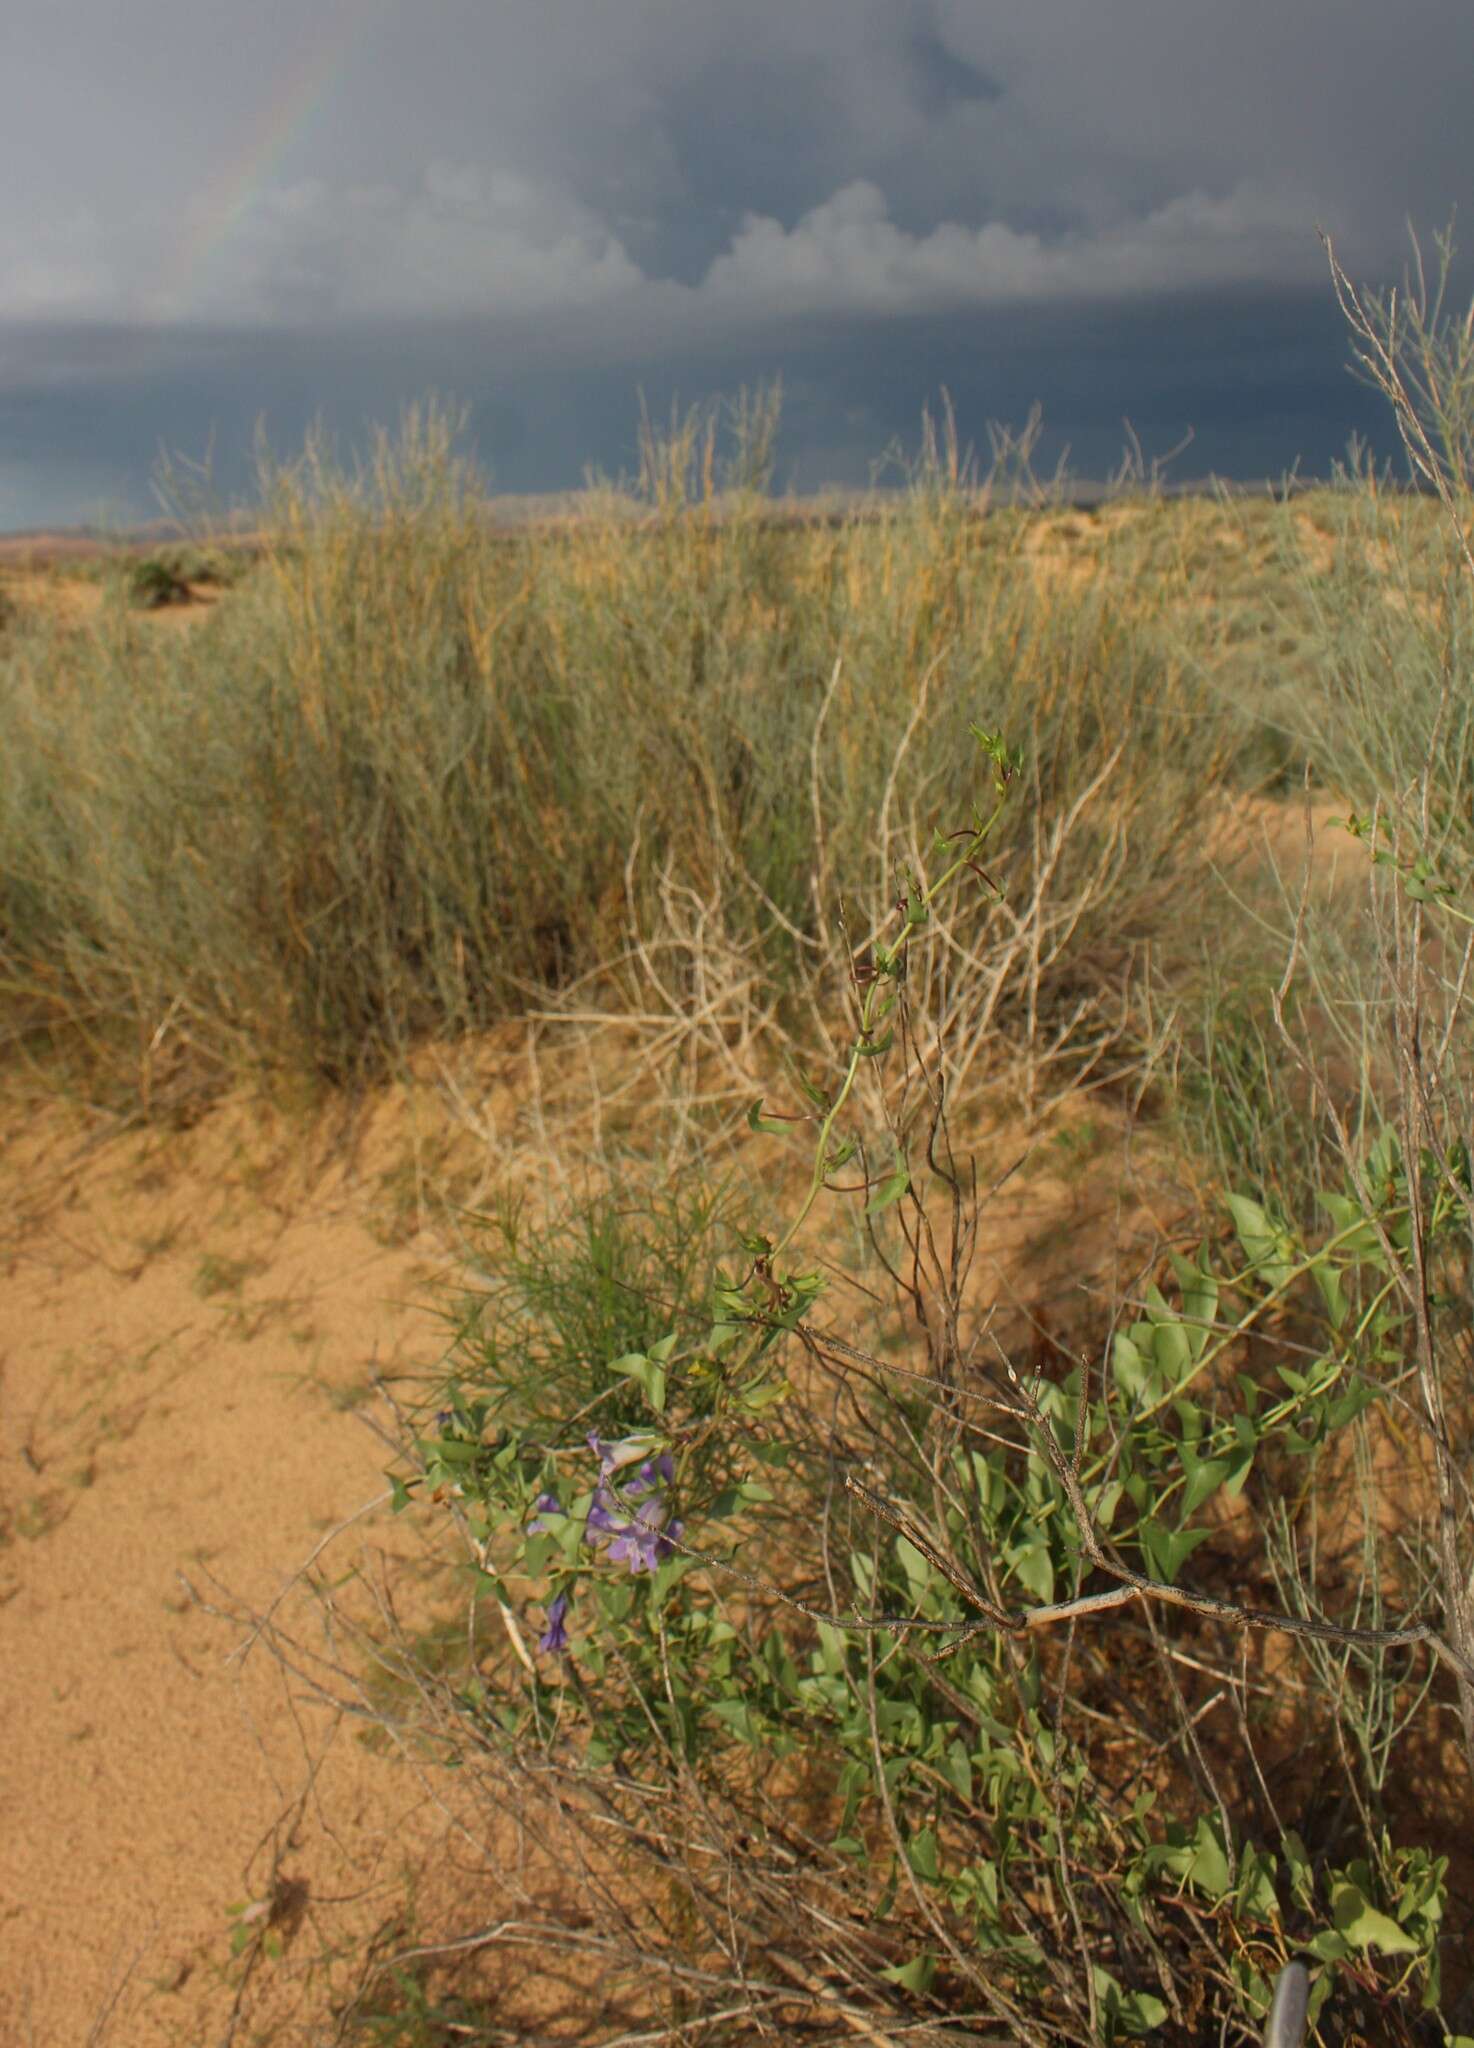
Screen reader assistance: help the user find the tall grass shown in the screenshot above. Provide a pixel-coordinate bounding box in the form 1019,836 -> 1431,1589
0,390 -> 1245,1121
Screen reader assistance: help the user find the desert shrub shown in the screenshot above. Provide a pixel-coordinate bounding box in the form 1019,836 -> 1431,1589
211,223 -> 1474,2043
362,220 -> 1474,1998
292,718 -> 1469,2047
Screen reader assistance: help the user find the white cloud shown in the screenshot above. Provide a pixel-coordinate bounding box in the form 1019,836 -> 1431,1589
0,0 -> 1463,339
0,164 -> 644,326
0,156 -> 1382,337
142,161 -> 645,325
699,175 -> 1326,321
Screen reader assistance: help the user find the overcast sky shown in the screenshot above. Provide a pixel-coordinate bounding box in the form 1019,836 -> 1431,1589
3,0 -> 1471,531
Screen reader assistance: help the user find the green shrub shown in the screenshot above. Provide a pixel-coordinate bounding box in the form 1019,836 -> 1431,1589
124,552 -> 194,607
344,724 -> 1470,2045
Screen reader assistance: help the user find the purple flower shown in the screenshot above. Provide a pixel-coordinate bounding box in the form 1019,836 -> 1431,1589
585,1488 -> 622,1538
527,1491 -> 563,1535
588,1431 -> 659,1477
624,1454 -> 675,1500
577,1436 -> 682,1573
538,1591 -> 570,1655
607,1498 -> 685,1575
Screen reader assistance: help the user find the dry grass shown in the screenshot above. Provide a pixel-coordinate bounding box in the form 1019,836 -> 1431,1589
7,329 -> 1474,2045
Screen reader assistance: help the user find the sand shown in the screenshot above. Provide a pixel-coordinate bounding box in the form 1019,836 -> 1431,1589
0,1069 -> 523,2046
0,1006 -> 1173,2046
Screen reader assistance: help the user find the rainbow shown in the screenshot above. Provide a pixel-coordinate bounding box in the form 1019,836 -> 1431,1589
150,0 -> 369,318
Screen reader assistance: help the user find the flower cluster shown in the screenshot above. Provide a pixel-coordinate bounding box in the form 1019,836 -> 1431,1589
530,1433 -> 684,1656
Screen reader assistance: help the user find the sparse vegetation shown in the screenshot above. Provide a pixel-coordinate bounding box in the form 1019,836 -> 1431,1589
8,217 -> 1472,2046
0,385 -> 1346,1123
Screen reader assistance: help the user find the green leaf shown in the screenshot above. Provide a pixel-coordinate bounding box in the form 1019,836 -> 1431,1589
1313,1259 -> 1349,1330
1139,1519 -> 1212,1585
907,1827 -> 939,1881
1318,1191 -> 1386,1262
1283,1831 -> 1315,1913
738,1375 -> 790,1411
1113,1331 -> 1149,1402
816,1621 -> 849,1675
1008,1537 -> 1055,1605
1187,1816 -> 1231,1899
1169,1249 -> 1219,1358
879,1954 -> 937,1994
611,1351 -> 667,1414
1178,1442 -> 1232,1518
427,1435 -> 482,1465
746,1098 -> 792,1135
895,1534 -> 932,1604
1093,1966 -> 1168,2037
1230,1959 -> 1274,2021
1221,1439 -> 1257,1498
709,1697 -> 765,1745
1092,1478 -> 1125,1528
1235,1845 -> 1280,1924
1330,1877 -> 1421,1955
865,1165 -> 910,1216
790,1064 -> 833,1111
1325,1377 -> 1382,1430
1151,1313 -> 1194,1386
1225,1193 -> 1297,1288
940,1738 -> 972,1800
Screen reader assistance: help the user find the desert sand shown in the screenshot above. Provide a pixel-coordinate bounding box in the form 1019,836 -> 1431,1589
1,1001 -> 1159,2046
0,1072 -> 485,2044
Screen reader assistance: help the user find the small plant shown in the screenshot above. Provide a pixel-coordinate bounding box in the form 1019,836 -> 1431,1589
345,1965 -> 504,2047
125,552 -> 193,607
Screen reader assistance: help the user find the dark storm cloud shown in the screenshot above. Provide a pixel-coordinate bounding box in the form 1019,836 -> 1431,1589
0,283 -> 1428,536
1,0 -> 1470,526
